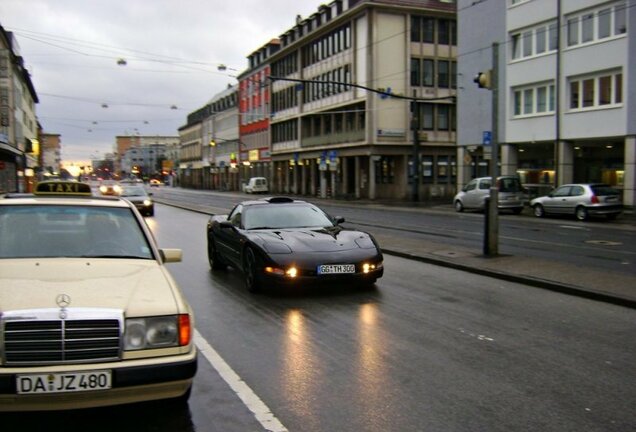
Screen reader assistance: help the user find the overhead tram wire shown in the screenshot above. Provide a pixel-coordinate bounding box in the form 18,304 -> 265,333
268,76 -> 456,103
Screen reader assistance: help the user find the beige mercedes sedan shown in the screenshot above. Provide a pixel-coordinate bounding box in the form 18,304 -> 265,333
0,181 -> 196,411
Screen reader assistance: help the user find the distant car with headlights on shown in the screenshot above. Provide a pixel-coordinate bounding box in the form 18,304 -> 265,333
99,179 -> 121,196
0,180 -> 196,411
120,184 -> 154,216
530,183 -> 623,221
206,197 -> 383,292
149,179 -> 163,187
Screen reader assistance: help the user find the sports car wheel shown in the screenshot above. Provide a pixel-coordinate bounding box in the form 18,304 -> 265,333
207,238 -> 225,270
454,200 -> 464,212
243,247 -> 262,293
575,206 -> 588,221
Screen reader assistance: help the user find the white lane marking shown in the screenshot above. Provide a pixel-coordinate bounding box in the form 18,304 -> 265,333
459,328 -> 495,342
195,330 -> 288,432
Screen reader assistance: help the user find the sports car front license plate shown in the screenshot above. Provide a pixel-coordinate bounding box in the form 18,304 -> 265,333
16,370 -> 112,394
317,264 -> 355,274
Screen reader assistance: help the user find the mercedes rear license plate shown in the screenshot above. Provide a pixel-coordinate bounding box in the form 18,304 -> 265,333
17,370 -> 112,394
317,264 -> 355,274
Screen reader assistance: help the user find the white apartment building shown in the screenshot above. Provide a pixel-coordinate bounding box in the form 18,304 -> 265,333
458,0 -> 635,207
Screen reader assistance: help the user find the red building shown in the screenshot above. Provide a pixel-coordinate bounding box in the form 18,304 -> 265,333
237,39 -> 280,188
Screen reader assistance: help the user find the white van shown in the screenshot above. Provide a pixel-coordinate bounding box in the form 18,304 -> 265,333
243,177 -> 268,194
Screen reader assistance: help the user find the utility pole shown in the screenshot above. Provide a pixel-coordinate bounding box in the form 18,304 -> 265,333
486,42 -> 500,256
411,97 -> 420,201
474,43 -> 500,256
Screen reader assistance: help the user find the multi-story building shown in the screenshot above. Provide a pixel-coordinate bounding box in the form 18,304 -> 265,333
458,0 -> 635,208
268,0 -> 457,200
238,40 -> 279,189
207,85 -> 239,191
116,135 -> 179,179
0,24 -> 39,193
39,132 -> 62,176
178,109 -> 204,188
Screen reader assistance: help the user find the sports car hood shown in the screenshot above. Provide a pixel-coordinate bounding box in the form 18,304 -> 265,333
252,227 -> 376,253
0,259 -> 179,317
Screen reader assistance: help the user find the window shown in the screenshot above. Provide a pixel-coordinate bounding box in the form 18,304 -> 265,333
422,156 -> 433,183
567,3 -> 627,47
374,156 -> 395,184
537,87 -> 547,112
523,89 -> 533,114
438,61 -> 449,88
569,72 -> 622,110
423,60 -> 434,87
615,2 -> 626,34
411,58 -> 421,86
418,103 -> 455,132
438,20 -> 449,45
581,13 -> 594,43
510,21 -> 557,61
522,30 -> 533,57
513,83 -> 556,117
598,8 -> 611,38
423,18 -> 435,43
536,27 -> 546,54
599,76 -> 612,105
437,105 -> 449,131
411,16 -> 421,42
421,104 -> 434,130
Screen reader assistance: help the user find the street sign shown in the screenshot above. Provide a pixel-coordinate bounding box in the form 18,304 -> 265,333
483,131 -> 492,146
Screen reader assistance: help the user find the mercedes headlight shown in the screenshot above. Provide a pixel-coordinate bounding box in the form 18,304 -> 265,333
124,315 -> 191,350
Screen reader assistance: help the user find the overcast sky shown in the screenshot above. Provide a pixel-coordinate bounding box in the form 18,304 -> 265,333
0,0 -> 321,161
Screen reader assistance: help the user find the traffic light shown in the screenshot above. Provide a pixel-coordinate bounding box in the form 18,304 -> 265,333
209,139 -> 216,147
473,70 -> 492,89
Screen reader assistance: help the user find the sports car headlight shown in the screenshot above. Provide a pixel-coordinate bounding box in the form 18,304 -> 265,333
124,315 -> 191,350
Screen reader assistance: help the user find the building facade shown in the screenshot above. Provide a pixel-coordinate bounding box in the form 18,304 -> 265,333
207,85 -> 240,191
117,135 -> 179,180
0,24 -> 39,194
458,0 -> 635,208
39,132 -> 62,176
268,0 -> 457,200
238,41 -> 279,189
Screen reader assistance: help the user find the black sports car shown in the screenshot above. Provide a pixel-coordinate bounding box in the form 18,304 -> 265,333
206,197 -> 383,292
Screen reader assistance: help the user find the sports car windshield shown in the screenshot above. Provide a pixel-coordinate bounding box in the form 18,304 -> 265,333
244,204 -> 334,230
0,205 -> 153,259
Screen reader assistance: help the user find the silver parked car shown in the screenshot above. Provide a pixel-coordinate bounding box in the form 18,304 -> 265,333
454,176 -> 525,214
530,183 -> 622,221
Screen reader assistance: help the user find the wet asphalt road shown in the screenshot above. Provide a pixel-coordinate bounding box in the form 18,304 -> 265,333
3,202 -> 635,431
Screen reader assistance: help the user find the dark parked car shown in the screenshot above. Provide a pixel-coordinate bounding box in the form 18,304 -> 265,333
206,197 -> 384,292
530,183 -> 623,221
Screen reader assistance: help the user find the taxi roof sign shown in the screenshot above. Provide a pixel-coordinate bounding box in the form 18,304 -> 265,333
35,181 -> 92,196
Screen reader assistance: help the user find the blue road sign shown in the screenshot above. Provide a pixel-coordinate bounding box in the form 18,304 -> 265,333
483,131 -> 492,146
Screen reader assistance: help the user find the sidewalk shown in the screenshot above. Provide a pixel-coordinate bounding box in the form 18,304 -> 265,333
153,188 -> 636,309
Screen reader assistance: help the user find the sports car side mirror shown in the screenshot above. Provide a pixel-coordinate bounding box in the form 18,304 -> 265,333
220,220 -> 234,229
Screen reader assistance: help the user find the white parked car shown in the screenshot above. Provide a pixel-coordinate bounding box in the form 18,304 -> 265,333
243,177 -> 268,194
454,176 -> 525,214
